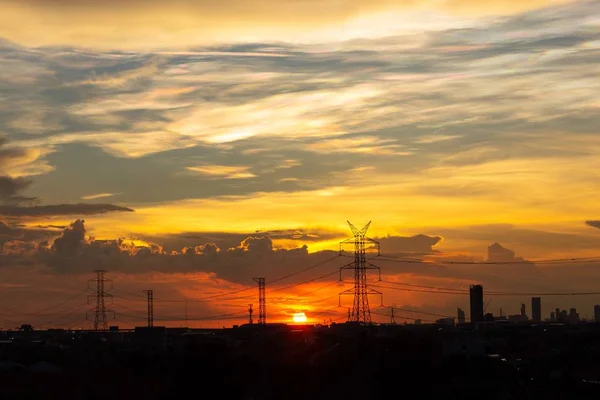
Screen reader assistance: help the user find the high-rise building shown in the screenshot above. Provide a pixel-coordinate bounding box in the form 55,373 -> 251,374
520,303 -> 527,319
556,308 -> 568,323
457,307 -> 466,324
532,297 -> 541,322
470,284 -> 484,324
568,308 -> 580,323
595,305 -> 600,322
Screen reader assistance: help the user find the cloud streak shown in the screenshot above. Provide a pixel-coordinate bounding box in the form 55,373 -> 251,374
0,0 -> 573,50
187,165 -> 256,179
81,192 -> 121,200
0,1 -> 598,273
0,203 -> 134,217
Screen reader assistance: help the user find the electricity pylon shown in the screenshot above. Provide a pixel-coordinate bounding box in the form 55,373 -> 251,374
143,289 -> 154,328
253,278 -> 266,324
339,221 -> 382,324
87,270 -> 114,331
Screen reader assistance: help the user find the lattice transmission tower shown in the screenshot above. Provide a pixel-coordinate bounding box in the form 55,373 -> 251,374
144,289 -> 154,328
87,270 -> 114,331
339,221 -> 382,324
248,303 -> 254,325
253,278 -> 266,324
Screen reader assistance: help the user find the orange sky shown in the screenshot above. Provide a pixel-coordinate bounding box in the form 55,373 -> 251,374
1,0 -> 600,329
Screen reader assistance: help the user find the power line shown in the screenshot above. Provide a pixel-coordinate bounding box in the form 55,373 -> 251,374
116,312 -> 147,321
0,289 -> 89,317
372,310 -> 437,323
383,304 -> 454,319
110,278 -> 347,310
114,302 -> 142,312
372,284 -> 469,295
66,316 -> 89,330
112,288 -> 146,299
108,255 -> 341,304
266,255 -> 340,284
276,280 -> 344,303
153,310 -> 249,322
309,305 -> 342,317
476,290 -> 600,296
375,283 -> 600,297
267,270 -> 340,294
377,255 -> 600,265
37,303 -> 90,329
380,279 -> 469,292
114,317 -> 135,328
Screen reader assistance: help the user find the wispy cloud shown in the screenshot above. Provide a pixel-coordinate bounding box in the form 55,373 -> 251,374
0,203 -> 133,217
74,59 -> 161,88
276,160 -> 301,169
81,192 -> 121,200
186,165 -> 257,179
414,134 -> 462,144
306,136 -> 409,155
0,0 -> 599,248
0,0 -> 571,50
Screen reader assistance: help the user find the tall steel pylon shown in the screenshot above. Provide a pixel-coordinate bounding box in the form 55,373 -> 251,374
248,303 -> 254,325
87,270 -> 114,331
339,221 -> 382,324
144,289 -> 154,328
253,278 -> 266,324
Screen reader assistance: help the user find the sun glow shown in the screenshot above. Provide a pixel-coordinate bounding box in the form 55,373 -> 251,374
292,312 -> 307,323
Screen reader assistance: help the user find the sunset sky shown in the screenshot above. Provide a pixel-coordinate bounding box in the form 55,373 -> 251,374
1,0 -> 600,329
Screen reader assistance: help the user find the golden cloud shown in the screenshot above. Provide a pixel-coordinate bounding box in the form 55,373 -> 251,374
0,0 -> 571,50
186,165 -> 257,179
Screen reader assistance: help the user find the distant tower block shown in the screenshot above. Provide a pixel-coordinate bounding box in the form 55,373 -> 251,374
520,302 -> 527,319
457,307 -> 466,324
469,284 -> 484,324
253,278 -> 266,324
339,221 -> 382,324
532,297 -> 541,322
87,270 -> 114,331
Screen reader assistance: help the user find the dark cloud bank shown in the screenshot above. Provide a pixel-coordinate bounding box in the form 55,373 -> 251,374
1,219 -> 449,283
586,221 -> 600,230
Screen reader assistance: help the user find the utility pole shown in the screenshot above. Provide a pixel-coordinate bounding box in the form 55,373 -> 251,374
339,221 -> 382,324
87,270 -> 114,331
253,278 -> 266,324
184,299 -> 188,328
248,303 -> 254,325
143,289 -> 154,328
390,307 -> 396,324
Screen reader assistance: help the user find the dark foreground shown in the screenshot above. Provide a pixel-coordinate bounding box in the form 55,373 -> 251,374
1,322 -> 600,399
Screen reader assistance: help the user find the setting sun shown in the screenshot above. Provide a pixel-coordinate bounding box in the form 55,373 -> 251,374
292,312 -> 307,323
